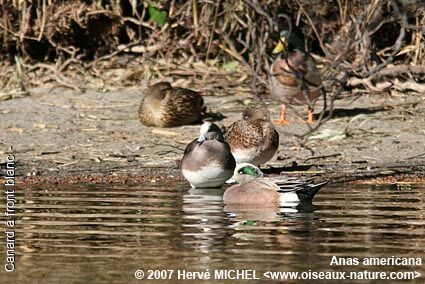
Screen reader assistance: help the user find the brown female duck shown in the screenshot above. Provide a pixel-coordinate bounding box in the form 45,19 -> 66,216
225,107 -> 279,166
139,82 -> 204,127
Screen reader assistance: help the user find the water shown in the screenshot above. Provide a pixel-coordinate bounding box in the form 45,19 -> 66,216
1,182 -> 424,283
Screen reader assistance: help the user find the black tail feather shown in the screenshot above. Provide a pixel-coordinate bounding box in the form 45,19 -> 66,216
296,180 -> 329,202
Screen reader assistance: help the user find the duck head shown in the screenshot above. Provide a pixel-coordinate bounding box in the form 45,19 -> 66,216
150,81 -> 172,90
273,28 -> 306,54
242,107 -> 271,122
234,163 -> 264,184
197,121 -> 225,144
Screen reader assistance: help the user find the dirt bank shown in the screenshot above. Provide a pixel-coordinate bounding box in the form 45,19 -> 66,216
0,84 -> 424,185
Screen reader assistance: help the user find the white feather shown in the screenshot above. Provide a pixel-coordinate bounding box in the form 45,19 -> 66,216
182,164 -> 233,188
199,121 -> 212,136
279,191 -> 300,205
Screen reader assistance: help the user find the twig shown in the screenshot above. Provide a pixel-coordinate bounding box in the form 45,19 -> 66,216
86,40 -> 142,68
217,30 -> 251,70
295,0 -> 328,56
206,0 -> 220,60
37,0 -> 47,41
369,65 -> 425,80
28,63 -> 81,91
304,153 -> 343,162
392,80 -> 425,93
243,0 -> 276,32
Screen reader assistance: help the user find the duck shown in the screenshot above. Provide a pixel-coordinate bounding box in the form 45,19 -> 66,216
181,121 -> 236,188
139,81 -> 204,127
270,29 -> 323,124
225,107 -> 279,166
223,163 -> 328,205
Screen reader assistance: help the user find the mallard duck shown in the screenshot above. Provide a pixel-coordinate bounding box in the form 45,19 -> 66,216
181,121 -> 236,188
225,107 -> 279,166
139,82 -> 204,127
270,29 -> 322,124
223,163 -> 328,205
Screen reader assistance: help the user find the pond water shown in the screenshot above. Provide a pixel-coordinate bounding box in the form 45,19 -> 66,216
1,182 -> 424,283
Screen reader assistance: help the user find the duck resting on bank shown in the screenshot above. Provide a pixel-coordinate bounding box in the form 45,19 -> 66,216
225,107 -> 279,166
139,81 -> 204,127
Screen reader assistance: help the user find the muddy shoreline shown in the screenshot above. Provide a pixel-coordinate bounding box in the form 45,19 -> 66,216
1,86 -> 424,185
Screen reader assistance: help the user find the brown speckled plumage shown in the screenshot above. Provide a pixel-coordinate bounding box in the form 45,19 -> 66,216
139,82 -> 204,127
225,108 -> 279,166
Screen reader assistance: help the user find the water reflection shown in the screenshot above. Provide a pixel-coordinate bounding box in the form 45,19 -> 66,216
0,182 -> 423,282
182,187 -> 226,255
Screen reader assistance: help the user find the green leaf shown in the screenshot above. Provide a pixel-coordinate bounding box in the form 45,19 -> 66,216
148,4 -> 166,27
221,60 -> 239,71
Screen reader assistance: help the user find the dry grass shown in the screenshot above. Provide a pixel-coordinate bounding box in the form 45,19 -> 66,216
0,0 -> 423,100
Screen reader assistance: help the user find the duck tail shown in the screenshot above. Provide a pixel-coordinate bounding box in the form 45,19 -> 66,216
298,180 -> 329,202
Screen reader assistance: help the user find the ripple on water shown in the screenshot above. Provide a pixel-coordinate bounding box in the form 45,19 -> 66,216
1,183 -> 423,282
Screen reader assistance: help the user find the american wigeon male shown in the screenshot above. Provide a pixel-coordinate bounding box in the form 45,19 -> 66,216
181,121 -> 236,188
225,107 -> 279,166
223,163 -> 328,205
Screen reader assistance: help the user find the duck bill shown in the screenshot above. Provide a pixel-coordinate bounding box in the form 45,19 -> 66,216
197,134 -> 207,144
272,38 -> 286,54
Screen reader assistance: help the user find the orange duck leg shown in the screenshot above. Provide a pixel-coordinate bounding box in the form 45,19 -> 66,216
307,108 -> 314,124
273,104 -> 290,125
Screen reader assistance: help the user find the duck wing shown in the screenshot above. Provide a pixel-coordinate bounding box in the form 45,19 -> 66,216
287,50 -> 322,88
263,176 -> 329,201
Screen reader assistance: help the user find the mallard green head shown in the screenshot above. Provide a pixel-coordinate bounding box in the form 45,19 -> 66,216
234,163 -> 264,184
273,29 -> 305,54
